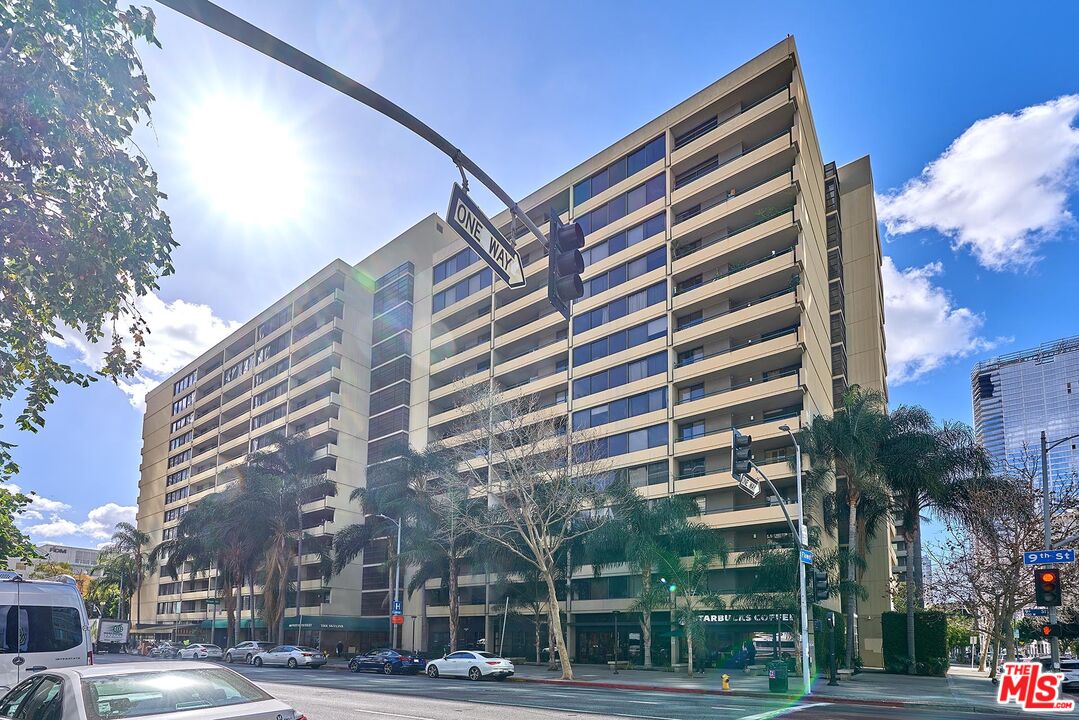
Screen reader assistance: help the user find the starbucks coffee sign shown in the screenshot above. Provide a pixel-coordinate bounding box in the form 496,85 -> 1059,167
697,611 -> 795,624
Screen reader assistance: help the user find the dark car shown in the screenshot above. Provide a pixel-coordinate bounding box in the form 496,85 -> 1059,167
349,648 -> 426,675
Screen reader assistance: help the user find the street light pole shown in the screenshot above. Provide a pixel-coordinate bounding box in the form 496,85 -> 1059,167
377,514 -> 403,649
780,424 -> 811,698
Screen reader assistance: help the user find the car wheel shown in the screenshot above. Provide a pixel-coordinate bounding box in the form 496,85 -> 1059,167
468,667 -> 482,681
253,657 -> 263,667
427,665 -> 439,678
287,658 -> 298,669
225,653 -> 233,663
383,662 -> 394,675
245,654 -> 253,664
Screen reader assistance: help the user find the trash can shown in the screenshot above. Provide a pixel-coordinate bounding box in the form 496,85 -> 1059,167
767,660 -> 789,693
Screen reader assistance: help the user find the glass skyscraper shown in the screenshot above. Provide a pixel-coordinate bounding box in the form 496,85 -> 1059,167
972,334 -> 1079,490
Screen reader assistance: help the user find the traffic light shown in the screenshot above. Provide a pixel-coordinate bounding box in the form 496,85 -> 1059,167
547,214 -> 585,320
1040,623 -> 1059,638
731,429 -> 753,478
1035,568 -> 1062,607
813,567 -> 829,602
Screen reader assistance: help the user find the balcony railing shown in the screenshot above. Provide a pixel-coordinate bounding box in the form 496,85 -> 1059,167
675,367 -> 799,405
673,245 -> 795,296
674,168 -> 792,225
674,409 -> 801,442
676,283 -> 799,333
673,85 -> 790,150
674,205 -> 796,259
498,335 -> 566,364
673,129 -> 791,192
675,325 -> 798,369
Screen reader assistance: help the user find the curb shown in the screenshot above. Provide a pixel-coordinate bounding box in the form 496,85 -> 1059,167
507,675 -> 1014,715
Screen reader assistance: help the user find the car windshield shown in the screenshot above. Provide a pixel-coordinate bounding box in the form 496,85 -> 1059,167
203,645 -> 221,651
82,668 -> 271,719
296,647 -> 319,653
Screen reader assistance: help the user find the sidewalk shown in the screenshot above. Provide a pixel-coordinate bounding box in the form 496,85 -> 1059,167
504,662 -> 1013,714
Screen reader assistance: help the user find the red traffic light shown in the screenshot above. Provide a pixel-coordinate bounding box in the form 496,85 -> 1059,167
1041,570 -> 1059,586
1042,624 -> 1052,637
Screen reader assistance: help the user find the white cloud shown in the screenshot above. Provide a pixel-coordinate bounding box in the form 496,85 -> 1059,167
52,292 -> 240,408
882,257 -> 1005,384
877,94 -> 1079,270
1,483 -> 72,515
21,502 -> 136,543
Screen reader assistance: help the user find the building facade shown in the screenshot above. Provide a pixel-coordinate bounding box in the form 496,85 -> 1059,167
7,543 -> 101,577
136,37 -> 889,665
972,334 -> 1079,489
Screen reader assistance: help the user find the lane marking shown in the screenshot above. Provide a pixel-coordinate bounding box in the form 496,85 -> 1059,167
627,700 -> 660,704
738,703 -> 830,720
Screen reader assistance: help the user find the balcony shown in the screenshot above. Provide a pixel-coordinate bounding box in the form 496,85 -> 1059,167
699,499 -> 799,530
671,132 -> 793,208
671,174 -> 797,258
673,413 -> 802,458
671,84 -> 792,163
673,285 -> 800,349
673,326 -> 802,385
430,338 -> 491,379
672,244 -> 798,312
294,287 -> 345,323
430,308 -> 491,350
429,366 -> 490,403
674,457 -> 795,495
494,306 -> 564,348
674,368 -> 802,420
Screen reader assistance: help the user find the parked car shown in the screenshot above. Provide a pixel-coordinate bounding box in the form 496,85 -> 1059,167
224,641 -> 276,664
252,645 -> 326,669
0,573 -> 92,693
425,651 -> 514,681
348,649 -> 426,675
178,643 -> 224,660
0,661 -> 306,720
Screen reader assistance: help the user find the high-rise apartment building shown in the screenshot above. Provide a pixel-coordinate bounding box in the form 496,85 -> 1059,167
972,334 -> 1079,488
136,37 -> 889,665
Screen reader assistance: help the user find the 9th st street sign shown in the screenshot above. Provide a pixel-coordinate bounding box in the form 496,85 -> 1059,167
446,183 -> 525,289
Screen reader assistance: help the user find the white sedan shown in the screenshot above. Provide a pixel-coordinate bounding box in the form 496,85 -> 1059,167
0,662 -> 304,720
252,645 -> 327,669
425,651 -> 514,681
177,643 -> 224,660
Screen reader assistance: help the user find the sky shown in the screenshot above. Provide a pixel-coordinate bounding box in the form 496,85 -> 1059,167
6,0 -> 1079,548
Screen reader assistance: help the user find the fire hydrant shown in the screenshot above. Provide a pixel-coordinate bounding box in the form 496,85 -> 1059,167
722,673 -> 730,691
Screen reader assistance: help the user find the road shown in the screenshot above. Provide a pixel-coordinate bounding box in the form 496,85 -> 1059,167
93,654 -> 1028,720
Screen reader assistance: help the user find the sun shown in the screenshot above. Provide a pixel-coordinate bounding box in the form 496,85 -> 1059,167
184,96 -> 309,226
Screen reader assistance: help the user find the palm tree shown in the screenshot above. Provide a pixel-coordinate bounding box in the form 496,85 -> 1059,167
101,522 -> 152,627
241,432 -> 336,643
880,407 -> 990,673
333,445 -> 479,652
800,385 -> 890,671
655,540 -> 728,676
586,482 -> 714,669
91,551 -> 137,619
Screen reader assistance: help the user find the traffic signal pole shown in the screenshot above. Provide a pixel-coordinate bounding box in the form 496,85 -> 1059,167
157,0 -> 552,253
1041,430 -> 1059,672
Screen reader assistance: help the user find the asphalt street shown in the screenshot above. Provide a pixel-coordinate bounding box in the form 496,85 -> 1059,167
94,654 -> 1030,720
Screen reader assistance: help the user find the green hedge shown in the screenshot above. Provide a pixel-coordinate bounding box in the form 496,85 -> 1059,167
882,610 -> 948,676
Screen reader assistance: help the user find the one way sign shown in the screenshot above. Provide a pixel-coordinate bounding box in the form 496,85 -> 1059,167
446,183 -> 525,288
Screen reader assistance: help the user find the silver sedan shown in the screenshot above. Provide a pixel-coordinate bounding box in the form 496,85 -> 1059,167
0,661 -> 304,720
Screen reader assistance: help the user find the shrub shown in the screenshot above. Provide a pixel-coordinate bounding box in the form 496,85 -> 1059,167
882,610 -> 948,676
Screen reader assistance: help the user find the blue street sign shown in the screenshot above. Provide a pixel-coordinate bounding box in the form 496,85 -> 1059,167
1023,549 -> 1075,566
799,548 -> 813,565
392,599 -> 402,615
1024,608 -> 1048,617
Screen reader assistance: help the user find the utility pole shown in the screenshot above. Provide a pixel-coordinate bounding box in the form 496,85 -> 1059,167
1041,430 -> 1059,672
780,425 -> 811,697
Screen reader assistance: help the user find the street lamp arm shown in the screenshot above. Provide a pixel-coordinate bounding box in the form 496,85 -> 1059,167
748,462 -> 801,549
1046,432 -> 1079,452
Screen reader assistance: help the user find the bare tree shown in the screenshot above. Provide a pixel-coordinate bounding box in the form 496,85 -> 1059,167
450,383 -> 609,680
927,455 -> 1079,675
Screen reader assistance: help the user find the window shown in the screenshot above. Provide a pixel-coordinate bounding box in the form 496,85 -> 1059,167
432,268 -> 492,313
257,306 -> 292,340
573,136 -> 665,206
573,282 -> 666,335
676,347 -> 704,367
679,383 -> 705,403
373,274 -> 414,316
580,247 -> 666,300
581,213 -> 666,266
370,382 -> 410,416
223,355 -> 253,385
255,334 -> 290,365
678,420 -> 705,441
250,431 -> 283,453
433,247 -> 479,284
170,414 -> 193,433
372,332 -> 412,368
676,310 -> 703,330
576,174 -> 665,237
164,507 -> 187,522
252,381 -> 288,409
679,457 -> 706,478
254,358 -> 289,387
168,432 -> 192,451
167,450 -> 191,468
166,469 -> 189,487
251,403 -> 287,430
171,394 -> 194,416
0,605 -> 82,654
371,356 -> 410,392
162,527 -> 175,540
573,352 -> 666,399
173,371 -> 197,396
165,487 -> 189,505
369,407 -> 409,439
572,388 -> 667,431
377,261 -> 414,288
373,303 -> 413,342
578,423 -> 668,460
574,317 -> 666,366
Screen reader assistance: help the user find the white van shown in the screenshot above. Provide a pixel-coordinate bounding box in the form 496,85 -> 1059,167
0,572 -> 92,692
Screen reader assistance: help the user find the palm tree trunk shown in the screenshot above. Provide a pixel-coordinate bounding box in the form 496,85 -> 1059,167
295,506 -> 303,646
248,574 -> 256,641
135,565 -> 142,630
448,555 -> 460,653
904,528 -> 916,675
911,515 -> 925,610
846,491 -> 859,672
686,627 -> 694,677
641,571 -> 653,670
